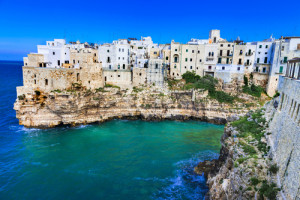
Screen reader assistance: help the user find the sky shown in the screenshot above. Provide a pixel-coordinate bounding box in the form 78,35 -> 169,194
0,0 -> 299,61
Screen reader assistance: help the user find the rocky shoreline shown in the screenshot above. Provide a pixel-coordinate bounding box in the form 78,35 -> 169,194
14,87 -> 257,128
195,107 -> 285,200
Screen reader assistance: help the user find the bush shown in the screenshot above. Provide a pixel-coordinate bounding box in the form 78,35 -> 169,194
18,94 -> 25,100
105,83 -> 120,89
269,164 -> 279,174
250,177 -> 260,186
243,84 -> 263,97
273,91 -> 280,98
35,90 -> 41,96
181,72 -> 233,103
259,181 -> 280,200
182,71 -> 200,83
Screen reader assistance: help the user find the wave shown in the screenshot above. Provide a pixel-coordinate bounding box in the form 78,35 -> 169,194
152,151 -> 219,200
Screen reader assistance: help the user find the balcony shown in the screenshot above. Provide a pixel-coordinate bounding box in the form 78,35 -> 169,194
244,62 -> 252,66
245,52 -> 253,56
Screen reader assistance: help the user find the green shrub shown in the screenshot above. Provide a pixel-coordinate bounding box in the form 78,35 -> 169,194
182,71 -> 200,83
105,83 -> 120,89
95,87 -> 107,92
132,86 -> 143,93
145,104 -> 152,109
244,75 -> 249,86
269,164 -> 279,174
18,94 -> 25,100
243,84 -> 263,97
259,181 -> 280,200
250,177 -> 260,186
273,91 -> 280,98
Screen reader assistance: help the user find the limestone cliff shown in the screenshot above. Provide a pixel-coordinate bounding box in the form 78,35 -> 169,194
196,100 -> 300,200
14,86 -> 257,128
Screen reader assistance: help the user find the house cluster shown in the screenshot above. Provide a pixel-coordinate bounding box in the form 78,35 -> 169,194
17,30 -> 300,97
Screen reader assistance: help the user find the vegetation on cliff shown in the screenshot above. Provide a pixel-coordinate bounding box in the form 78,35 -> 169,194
179,71 -> 235,103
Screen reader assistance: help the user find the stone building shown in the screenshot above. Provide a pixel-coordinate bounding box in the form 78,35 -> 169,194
18,47 -> 104,96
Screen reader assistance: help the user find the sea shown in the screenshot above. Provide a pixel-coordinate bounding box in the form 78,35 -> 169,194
0,61 -> 224,200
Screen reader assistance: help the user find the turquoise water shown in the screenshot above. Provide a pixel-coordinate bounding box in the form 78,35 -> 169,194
0,61 -> 224,200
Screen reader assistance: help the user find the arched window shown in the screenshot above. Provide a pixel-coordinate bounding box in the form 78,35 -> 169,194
166,56 -> 169,61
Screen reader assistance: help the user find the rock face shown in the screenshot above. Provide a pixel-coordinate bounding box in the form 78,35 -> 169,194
14,87 -> 254,128
195,109 -> 280,199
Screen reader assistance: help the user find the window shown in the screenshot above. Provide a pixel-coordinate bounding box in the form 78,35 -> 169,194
263,67 -> 266,73
166,56 -> 169,61
139,73 -> 142,76
238,59 -> 242,65
199,59 -> 202,62
220,44 -> 223,47
123,57 -> 124,60
239,50 -> 243,55
174,56 -> 178,63
283,57 -> 288,63
208,66 -> 212,70
265,52 -> 267,54
282,46 -> 285,51
190,58 -> 192,62
185,58 -> 188,62
259,45 -> 262,48
73,60 -> 75,64
119,48 -> 121,52
209,52 -> 211,56
107,50 -> 109,53
175,49 -> 178,51
258,52 -> 261,54
39,63 -> 42,67
265,45 -> 268,48
45,79 -> 48,86
174,65 -> 176,69
123,64 -> 125,69
257,58 -> 260,63
228,44 -> 230,47
190,66 -> 192,69
264,57 -> 268,63
34,80 -> 36,84
118,65 -> 120,69
122,49 -> 124,52
154,52 -> 157,54
57,60 -> 60,66
212,52 -> 214,56
222,66 -> 225,70
237,67 -> 240,71
279,66 -> 283,73
186,49 -> 188,52
192,50 -> 194,53
218,58 -> 222,64
198,50 -> 200,53
118,75 -> 120,77
118,57 -> 120,60
65,60 -> 69,64
155,64 -> 158,69
185,66 -> 187,69
227,50 -> 230,56
256,66 -> 259,72
226,58 -> 229,64
220,50 -> 223,56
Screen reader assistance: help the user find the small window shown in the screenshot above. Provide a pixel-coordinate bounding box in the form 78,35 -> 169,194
154,52 -> 157,54
119,48 -> 121,52
34,80 -> 36,84
222,66 -> 225,70
107,50 -> 109,53
265,52 -> 267,54
237,67 -> 240,71
199,59 -> 202,62
228,44 -> 230,47
220,44 -> 223,47
45,79 -> 48,86
190,58 -> 192,62
186,49 -> 188,52
174,65 -> 176,69
279,66 -> 283,73
190,66 -> 192,69
185,58 -> 188,62
155,64 -> 158,69
185,66 -> 187,69
259,45 -> 262,48
166,56 -> 169,61
53,52 -> 55,55
192,50 -> 194,53
175,49 -> 177,51
198,50 -> 200,53
208,66 -> 212,70
265,45 -> 268,48
118,75 -> 121,77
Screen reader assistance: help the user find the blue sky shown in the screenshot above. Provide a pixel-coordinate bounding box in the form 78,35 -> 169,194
0,0 -> 299,61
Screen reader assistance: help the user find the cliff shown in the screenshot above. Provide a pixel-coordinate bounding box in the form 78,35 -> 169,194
196,98 -> 300,200
14,86 -> 258,128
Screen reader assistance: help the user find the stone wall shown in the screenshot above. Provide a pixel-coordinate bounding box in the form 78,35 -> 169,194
264,76 -> 300,199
